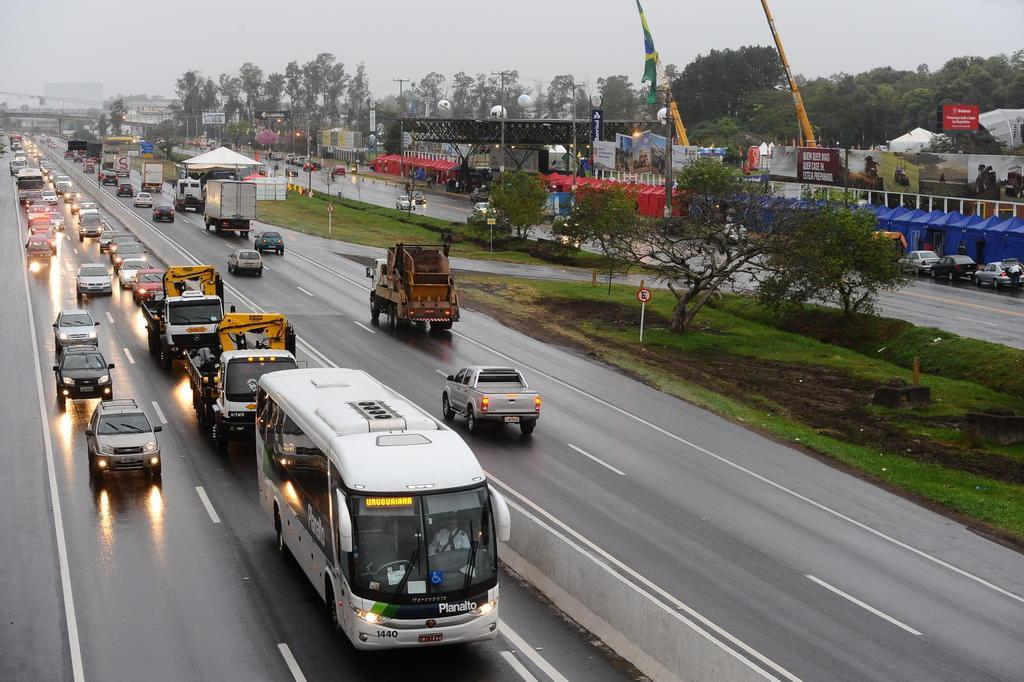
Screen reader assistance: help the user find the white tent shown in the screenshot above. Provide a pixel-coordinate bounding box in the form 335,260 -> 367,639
888,127 -> 934,153
181,147 -> 261,170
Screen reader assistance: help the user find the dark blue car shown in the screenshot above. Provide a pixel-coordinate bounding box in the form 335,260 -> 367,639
254,231 -> 284,255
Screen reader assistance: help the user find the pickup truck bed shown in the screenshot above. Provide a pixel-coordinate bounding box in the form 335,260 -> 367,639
442,366 -> 540,436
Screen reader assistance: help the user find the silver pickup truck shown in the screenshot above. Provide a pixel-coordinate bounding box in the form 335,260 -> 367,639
442,366 -> 540,436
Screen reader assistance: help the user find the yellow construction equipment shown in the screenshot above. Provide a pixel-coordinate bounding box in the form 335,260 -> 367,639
216,313 -> 296,354
163,265 -> 223,298
668,101 -> 689,147
759,0 -> 816,147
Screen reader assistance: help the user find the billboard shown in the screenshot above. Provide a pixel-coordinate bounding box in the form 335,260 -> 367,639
797,148 -> 841,185
202,111 -> 226,125
941,104 -> 980,133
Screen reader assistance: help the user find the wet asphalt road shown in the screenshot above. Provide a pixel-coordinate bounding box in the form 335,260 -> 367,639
6,140 -> 1024,681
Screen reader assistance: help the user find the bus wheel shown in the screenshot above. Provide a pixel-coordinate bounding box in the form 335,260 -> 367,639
275,506 -> 290,558
325,581 -> 340,631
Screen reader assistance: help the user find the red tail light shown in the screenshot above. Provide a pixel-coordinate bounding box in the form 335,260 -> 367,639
534,396 -> 541,412
481,397 -> 489,413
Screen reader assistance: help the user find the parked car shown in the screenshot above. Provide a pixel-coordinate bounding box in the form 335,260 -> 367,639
76,263 -> 112,299
253,231 -> 284,255
53,346 -> 114,410
53,309 -> 99,353
133,192 -> 154,208
227,248 -> 263,276
84,399 -> 162,480
975,262 -> 1015,289
931,255 -> 978,281
442,366 -> 540,436
899,250 -> 941,275
152,204 -> 175,222
132,269 -> 166,305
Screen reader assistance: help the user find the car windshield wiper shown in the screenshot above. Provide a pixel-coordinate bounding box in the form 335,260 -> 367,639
394,547 -> 420,595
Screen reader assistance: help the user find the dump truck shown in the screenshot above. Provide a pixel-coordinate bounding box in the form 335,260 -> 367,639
142,265 -> 226,369
204,180 -> 257,235
141,162 -> 163,192
366,243 -> 459,331
184,312 -> 297,452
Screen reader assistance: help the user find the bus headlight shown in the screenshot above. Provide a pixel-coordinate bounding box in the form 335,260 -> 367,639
473,599 -> 498,616
352,607 -> 390,625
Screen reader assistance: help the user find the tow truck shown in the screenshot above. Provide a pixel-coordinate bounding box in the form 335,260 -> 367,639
184,313 -> 297,452
142,266 -> 226,369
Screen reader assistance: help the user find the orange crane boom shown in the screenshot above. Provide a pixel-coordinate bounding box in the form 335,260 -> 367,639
759,0 -> 816,147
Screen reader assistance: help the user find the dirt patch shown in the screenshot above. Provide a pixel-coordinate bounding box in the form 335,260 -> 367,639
459,287 -> 1024,487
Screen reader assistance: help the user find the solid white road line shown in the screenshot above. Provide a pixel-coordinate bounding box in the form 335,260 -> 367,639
806,575 -> 922,636
105,311 -> 115,324
955,315 -> 998,327
353,320 -> 376,334
16,195 -> 86,682
500,621 -> 569,682
567,444 -> 626,476
500,651 -> 539,682
296,285 -> 315,297
195,486 -> 221,524
453,330 -> 1024,608
277,643 -> 307,682
73,247 -> 78,254
151,400 -> 168,424
123,348 -> 135,365
435,369 -> 448,377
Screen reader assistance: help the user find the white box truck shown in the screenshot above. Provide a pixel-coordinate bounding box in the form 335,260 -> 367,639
204,180 -> 257,235
141,162 -> 163,192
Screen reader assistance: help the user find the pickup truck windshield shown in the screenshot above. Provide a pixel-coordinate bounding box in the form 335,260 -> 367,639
97,414 -> 151,434
62,354 -> 105,370
168,302 -> 222,325
61,313 -> 94,327
225,358 -> 297,402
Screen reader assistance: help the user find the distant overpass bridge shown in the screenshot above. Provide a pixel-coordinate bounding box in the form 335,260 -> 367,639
0,109 -> 164,132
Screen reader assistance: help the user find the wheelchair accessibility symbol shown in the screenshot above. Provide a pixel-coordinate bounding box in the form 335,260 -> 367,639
430,570 -> 444,585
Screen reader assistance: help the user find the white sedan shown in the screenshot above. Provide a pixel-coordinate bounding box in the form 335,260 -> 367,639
133,192 -> 154,208
42,190 -> 59,205
117,258 -> 153,289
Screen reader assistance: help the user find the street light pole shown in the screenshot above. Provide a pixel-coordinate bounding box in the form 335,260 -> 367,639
491,71 -> 514,174
394,78 -> 410,183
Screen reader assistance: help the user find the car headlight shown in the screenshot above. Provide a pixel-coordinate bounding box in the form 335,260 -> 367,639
97,375 -> 109,384
58,332 -> 68,340
62,377 -> 74,386
143,441 -> 158,453
352,607 -> 390,625
88,331 -> 97,339
97,445 -> 114,455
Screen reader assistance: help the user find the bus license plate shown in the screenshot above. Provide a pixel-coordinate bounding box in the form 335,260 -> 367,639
418,634 -> 443,643
503,416 -> 520,423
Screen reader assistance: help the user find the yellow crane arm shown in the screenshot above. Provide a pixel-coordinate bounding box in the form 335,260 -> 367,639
759,0 -> 816,147
216,313 -> 293,352
163,265 -> 222,298
669,100 -> 689,146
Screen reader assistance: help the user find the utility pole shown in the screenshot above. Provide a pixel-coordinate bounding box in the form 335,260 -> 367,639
394,78 -> 410,184
491,70 -> 514,173
568,78 -> 587,193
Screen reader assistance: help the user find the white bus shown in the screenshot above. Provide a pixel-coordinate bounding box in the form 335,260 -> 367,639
256,368 -> 511,648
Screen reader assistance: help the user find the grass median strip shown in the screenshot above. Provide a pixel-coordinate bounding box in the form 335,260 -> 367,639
456,275 -> 1024,543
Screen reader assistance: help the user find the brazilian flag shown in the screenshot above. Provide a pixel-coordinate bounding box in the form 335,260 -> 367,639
637,0 -> 659,104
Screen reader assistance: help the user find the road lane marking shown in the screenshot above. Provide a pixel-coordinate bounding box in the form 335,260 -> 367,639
568,444 -> 626,476
455,331 -> 1024,608
16,200 -> 86,682
500,651 -> 539,682
123,348 -> 135,365
73,247 -> 78,254
296,285 -> 315,297
105,311 -> 115,324
500,622 -> 569,682
151,400 -> 168,424
435,369 -> 448,377
806,575 -> 921,636
277,643 -> 307,682
900,288 -> 1024,318
195,486 -> 221,524
955,315 -> 998,327
353,321 -> 376,334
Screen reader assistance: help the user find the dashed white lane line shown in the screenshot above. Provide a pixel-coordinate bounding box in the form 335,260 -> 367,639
277,643 -> 306,682
500,621 -> 569,682
567,443 -> 626,476
296,285 -> 315,297
955,315 -> 998,327
806,575 -> 921,636
435,369 -> 448,377
73,247 -> 78,254
500,651 -> 539,682
151,400 -> 168,424
122,348 -> 135,365
105,311 -> 115,324
195,486 -> 221,524
353,320 -> 376,334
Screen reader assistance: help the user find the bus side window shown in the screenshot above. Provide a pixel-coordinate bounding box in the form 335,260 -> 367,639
257,388 -> 274,442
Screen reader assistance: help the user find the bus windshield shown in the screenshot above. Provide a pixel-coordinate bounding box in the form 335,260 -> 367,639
350,487 -> 497,599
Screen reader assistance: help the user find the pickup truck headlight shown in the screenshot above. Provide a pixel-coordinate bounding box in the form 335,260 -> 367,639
98,375 -> 109,384
143,441 -> 158,453
58,332 -> 68,340
97,444 -> 114,455
62,377 -> 74,386
88,331 -> 97,339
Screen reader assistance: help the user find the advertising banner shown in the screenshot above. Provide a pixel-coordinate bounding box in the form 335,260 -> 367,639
942,104 -> 980,133
202,111 -> 226,125
593,141 -> 616,171
797,148 -> 841,185
591,108 -> 604,142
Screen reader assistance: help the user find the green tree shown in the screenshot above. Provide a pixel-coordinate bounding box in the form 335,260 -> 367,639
109,98 -> 126,134
625,159 -> 797,332
757,206 -> 905,317
97,113 -> 109,138
554,185 -> 640,292
597,75 -> 639,119
490,171 -> 548,240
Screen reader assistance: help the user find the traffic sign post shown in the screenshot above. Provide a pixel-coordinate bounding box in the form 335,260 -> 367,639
637,286 -> 652,342
486,217 -> 497,252
326,203 -> 334,237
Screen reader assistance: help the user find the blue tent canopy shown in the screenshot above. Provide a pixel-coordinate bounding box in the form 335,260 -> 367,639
948,214 -> 983,230
929,211 -> 966,227
908,209 -> 947,226
990,217 -> 1024,235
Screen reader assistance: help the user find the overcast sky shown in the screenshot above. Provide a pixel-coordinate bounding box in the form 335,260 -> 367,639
2,0 -> 1022,104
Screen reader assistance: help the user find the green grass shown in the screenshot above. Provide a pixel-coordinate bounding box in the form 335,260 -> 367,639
256,191 -> 599,267
456,276 -> 1024,540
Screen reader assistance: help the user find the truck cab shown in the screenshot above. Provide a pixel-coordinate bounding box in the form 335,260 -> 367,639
173,179 -> 205,213
144,266 -> 226,369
